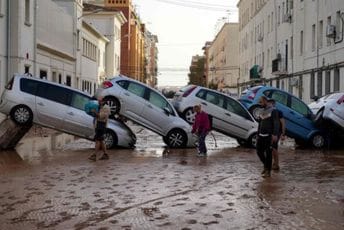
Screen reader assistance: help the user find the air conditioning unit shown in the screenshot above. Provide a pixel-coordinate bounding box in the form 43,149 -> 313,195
326,25 -> 336,38
290,77 -> 299,86
282,13 -> 292,23
257,34 -> 264,42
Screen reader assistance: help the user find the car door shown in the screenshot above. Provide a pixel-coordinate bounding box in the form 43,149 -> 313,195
35,82 -> 71,129
63,92 -> 95,139
119,80 -> 146,123
223,96 -> 255,139
141,89 -> 174,135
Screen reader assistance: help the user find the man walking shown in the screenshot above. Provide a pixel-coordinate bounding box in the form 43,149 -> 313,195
191,104 -> 211,156
256,96 -> 280,178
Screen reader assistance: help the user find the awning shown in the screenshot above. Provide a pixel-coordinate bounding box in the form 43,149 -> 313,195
249,65 -> 262,79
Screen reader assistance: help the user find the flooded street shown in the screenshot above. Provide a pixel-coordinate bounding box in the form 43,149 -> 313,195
0,125 -> 343,230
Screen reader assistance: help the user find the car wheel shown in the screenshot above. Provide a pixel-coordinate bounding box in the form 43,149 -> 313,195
236,138 -> 246,146
310,133 -> 326,148
183,108 -> 196,124
103,129 -> 118,149
103,97 -> 120,117
165,129 -> 187,148
249,105 -> 262,121
248,133 -> 258,148
10,105 -> 33,126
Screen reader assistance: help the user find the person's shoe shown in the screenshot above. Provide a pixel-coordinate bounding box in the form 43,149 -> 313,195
261,168 -> 267,175
99,153 -> 109,160
272,164 -> 280,171
262,171 -> 271,178
88,154 -> 96,161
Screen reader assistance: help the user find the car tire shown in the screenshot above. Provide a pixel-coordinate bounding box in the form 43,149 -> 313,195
249,105 -> 262,121
183,108 -> 195,124
248,133 -> 258,148
165,129 -> 187,148
236,138 -> 246,146
310,133 -> 326,149
103,129 -> 118,149
103,97 -> 120,118
10,105 -> 33,126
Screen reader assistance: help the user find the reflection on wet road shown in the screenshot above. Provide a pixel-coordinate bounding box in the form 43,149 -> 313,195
0,127 -> 343,230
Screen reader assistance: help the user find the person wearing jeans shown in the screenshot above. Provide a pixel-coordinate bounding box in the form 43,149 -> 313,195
191,104 -> 211,156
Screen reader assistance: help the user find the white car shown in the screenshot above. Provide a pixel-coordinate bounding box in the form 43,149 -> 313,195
94,75 -> 196,148
172,85 -> 258,147
309,92 -> 344,130
0,74 -> 136,149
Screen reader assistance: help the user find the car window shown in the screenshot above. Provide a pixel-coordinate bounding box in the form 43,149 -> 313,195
224,97 -> 251,119
36,82 -> 71,105
263,90 -> 272,97
71,93 -> 91,111
148,90 -> 168,110
116,80 -> 128,89
127,82 -> 145,98
291,97 -> 309,116
195,89 -> 206,99
271,91 -> 288,106
20,78 -> 39,95
205,91 -> 224,107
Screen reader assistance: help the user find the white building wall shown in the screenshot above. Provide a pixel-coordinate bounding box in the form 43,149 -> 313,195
0,0 -> 7,95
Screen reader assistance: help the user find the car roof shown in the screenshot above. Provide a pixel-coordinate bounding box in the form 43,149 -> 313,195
15,74 -> 92,97
196,85 -> 239,101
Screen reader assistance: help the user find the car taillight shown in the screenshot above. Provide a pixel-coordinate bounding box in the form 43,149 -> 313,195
102,81 -> 113,89
5,77 -> 14,90
182,86 -> 196,97
336,95 -> 344,104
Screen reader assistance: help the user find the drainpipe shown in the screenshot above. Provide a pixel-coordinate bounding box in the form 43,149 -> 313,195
6,0 -> 10,82
33,0 -> 37,75
334,12 -> 344,44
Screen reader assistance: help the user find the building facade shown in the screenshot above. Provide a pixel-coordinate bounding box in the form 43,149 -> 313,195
207,23 -> 239,93
145,30 -> 158,87
238,0 -> 344,103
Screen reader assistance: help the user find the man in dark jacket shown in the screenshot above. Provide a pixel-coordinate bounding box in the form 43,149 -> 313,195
256,96 -> 280,178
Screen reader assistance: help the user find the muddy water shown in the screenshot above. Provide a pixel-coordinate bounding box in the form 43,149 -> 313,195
0,126 -> 343,230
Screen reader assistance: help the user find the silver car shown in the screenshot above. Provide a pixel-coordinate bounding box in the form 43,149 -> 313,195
0,74 -> 136,149
95,75 -> 196,148
172,85 -> 258,147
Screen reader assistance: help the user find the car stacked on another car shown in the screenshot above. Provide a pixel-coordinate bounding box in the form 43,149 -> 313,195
308,92 -> 344,130
94,75 -> 196,148
0,74 -> 136,149
171,85 -> 258,147
239,85 -> 326,148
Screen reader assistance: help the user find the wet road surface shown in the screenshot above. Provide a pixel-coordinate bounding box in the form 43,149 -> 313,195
0,126 -> 343,230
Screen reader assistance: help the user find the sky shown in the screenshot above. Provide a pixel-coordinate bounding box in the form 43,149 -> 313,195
132,0 -> 239,88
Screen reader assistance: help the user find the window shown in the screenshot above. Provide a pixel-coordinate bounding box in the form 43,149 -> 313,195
318,20 -> 323,48
71,93 -> 90,111
310,72 -> 315,98
58,74 -> 62,84
336,11 -> 342,39
25,0 -> 31,25
325,71 -> 331,95
290,97 -> 308,116
66,75 -> 71,86
290,36 -> 293,58
25,66 -> 30,74
40,70 -> 47,79
312,24 -> 316,51
271,91 -> 288,106
327,16 -> 332,46
36,83 -> 71,105
271,12 -> 274,32
224,97 -> 250,120
205,91 -> 224,107
278,6 -> 281,25
0,0 -> 3,17
334,68 -> 340,91
20,79 -> 38,95
127,82 -> 145,98
300,30 -> 304,55
317,71 -> 323,96
147,90 -> 168,110
195,89 -> 207,99
52,72 -> 57,82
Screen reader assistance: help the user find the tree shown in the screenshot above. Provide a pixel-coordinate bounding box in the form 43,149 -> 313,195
188,56 -> 205,86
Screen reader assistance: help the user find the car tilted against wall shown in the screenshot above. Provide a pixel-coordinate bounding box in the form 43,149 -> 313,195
239,85 -> 327,148
0,74 -> 136,149
171,85 -> 258,148
95,75 -> 197,148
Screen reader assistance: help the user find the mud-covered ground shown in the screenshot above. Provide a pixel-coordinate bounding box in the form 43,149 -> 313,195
0,125 -> 343,230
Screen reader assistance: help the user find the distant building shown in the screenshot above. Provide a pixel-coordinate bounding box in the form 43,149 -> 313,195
189,55 -> 205,86
237,0 -> 344,103
202,41 -> 212,87
145,30 -> 159,87
207,23 -> 239,93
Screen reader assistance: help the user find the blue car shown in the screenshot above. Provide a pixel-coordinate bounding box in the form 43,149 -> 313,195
239,86 -> 326,148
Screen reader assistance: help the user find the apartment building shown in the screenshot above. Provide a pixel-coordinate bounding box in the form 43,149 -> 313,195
207,23 -> 239,93
238,0 -> 344,103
